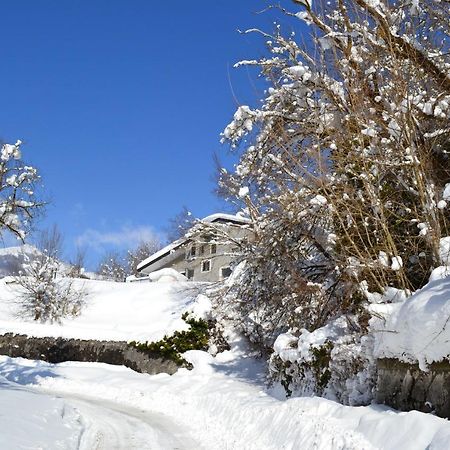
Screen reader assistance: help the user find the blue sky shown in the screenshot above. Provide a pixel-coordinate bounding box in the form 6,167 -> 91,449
0,1 -> 290,268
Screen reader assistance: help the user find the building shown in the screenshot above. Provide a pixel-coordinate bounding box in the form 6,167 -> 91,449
137,213 -> 252,282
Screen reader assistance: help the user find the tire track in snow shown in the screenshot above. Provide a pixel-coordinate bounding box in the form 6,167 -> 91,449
46,390 -> 202,450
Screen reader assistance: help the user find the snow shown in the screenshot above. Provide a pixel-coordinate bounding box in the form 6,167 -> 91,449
273,318 -> 349,364
147,267 -> 188,283
443,183 -> 450,201
1,275 -> 450,448
188,293 -> 212,320
0,244 -> 41,277
201,212 -> 251,225
0,377 -> 83,449
2,349 -> 450,450
391,256 -> 403,271
0,278 -> 200,342
238,186 -> 249,198
374,276 -> 450,369
136,238 -> 184,272
439,236 -> 450,265
309,194 -> 328,206
0,365 -> 196,450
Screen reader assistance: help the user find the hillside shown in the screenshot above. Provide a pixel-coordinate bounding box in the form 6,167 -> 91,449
0,244 -> 41,278
0,278 -> 201,342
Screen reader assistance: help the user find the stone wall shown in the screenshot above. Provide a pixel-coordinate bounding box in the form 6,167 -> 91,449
377,358 -> 450,418
0,333 -> 180,375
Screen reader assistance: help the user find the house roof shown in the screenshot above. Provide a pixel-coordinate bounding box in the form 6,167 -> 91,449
136,213 -> 251,272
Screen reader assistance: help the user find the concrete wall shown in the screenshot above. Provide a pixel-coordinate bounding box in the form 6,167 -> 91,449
376,358 -> 450,418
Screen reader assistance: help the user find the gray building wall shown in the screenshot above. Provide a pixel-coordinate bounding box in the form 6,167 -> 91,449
140,224 -> 250,282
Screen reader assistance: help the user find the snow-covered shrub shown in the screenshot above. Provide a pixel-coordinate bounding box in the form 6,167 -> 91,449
217,0 -> 449,401
269,317 -> 376,405
130,312 -> 212,367
15,228 -> 86,323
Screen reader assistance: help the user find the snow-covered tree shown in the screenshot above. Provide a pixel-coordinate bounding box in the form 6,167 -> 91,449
218,0 -> 449,402
15,226 -> 86,323
0,140 -> 42,240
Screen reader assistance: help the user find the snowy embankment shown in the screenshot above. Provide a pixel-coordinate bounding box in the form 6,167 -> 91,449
2,345 -> 450,450
0,278 -> 201,342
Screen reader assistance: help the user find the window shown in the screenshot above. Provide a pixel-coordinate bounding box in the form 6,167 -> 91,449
199,245 -> 206,255
221,267 -> 232,279
186,268 -> 194,280
186,245 -> 196,259
210,244 -> 217,255
201,260 -> 211,272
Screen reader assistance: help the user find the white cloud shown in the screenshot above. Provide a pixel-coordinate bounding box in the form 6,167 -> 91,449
76,225 -> 164,252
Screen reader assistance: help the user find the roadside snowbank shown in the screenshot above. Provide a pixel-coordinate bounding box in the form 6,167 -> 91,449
0,377 -> 83,449
0,278 -> 202,342
373,276 -> 450,369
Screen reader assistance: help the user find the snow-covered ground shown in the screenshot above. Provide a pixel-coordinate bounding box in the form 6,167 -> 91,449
2,343 -> 450,450
0,278 -> 201,342
0,366 -> 197,450
2,275 -> 450,449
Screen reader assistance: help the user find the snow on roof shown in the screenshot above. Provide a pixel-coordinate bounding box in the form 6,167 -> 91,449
201,213 -> 251,225
137,213 -> 251,272
136,238 -> 185,272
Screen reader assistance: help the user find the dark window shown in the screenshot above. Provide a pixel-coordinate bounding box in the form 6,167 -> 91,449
210,244 -> 217,255
201,260 -> 211,272
186,268 -> 194,280
221,267 -> 232,279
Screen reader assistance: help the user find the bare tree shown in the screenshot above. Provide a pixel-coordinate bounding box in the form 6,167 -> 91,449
165,206 -> 196,242
127,239 -> 163,277
96,250 -> 127,281
68,246 -> 88,278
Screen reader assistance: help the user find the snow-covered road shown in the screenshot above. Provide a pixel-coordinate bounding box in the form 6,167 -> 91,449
61,394 -> 200,450
0,379 -> 200,450
3,349 -> 450,449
